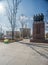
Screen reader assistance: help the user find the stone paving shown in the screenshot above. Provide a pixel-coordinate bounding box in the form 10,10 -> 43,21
0,40 -> 48,65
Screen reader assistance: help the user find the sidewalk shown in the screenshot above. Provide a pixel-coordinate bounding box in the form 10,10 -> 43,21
19,39 -> 48,49
0,41 -> 48,65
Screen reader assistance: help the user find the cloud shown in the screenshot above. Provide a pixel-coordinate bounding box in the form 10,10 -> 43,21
19,15 -> 29,21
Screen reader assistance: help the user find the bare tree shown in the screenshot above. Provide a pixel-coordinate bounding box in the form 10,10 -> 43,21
19,14 -> 28,38
6,0 -> 22,40
19,14 -> 26,37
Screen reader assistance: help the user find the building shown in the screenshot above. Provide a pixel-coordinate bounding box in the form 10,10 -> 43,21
6,31 -> 21,39
20,28 -> 31,38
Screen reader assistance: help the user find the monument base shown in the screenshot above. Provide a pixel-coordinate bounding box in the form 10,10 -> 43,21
30,39 -> 48,43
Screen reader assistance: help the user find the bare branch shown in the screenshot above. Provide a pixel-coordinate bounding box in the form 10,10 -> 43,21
6,0 -> 22,40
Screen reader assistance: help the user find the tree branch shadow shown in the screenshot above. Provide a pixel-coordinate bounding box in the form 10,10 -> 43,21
18,41 -> 48,59
29,45 -> 48,59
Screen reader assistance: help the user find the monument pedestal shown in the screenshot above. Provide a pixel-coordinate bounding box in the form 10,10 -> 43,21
33,22 -> 45,40
30,13 -> 48,43
30,39 -> 48,43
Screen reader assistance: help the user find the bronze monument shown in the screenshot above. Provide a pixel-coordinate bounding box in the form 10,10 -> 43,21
33,13 -> 45,40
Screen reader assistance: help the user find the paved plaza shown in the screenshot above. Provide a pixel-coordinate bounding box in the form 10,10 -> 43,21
0,39 -> 48,65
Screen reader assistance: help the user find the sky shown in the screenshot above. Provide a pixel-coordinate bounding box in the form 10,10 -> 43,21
0,0 -> 48,34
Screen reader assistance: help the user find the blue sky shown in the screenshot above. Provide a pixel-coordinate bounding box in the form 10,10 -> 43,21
0,0 -> 48,33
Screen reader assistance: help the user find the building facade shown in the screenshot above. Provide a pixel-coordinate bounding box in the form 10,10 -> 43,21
20,28 -> 31,38
6,31 -> 21,39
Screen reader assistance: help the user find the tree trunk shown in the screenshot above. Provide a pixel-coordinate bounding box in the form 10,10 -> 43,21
12,30 -> 14,40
